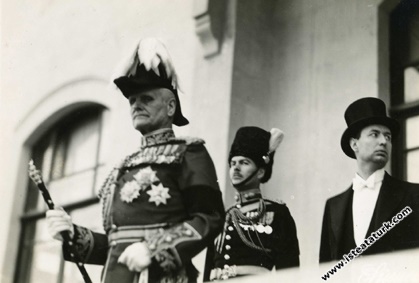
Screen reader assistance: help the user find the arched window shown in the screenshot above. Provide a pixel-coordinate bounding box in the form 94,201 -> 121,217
15,105 -> 108,283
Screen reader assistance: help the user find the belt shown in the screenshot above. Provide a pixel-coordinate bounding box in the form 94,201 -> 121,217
210,265 -> 269,280
108,223 -> 168,246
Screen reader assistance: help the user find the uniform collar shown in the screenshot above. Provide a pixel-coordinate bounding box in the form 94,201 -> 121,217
141,128 -> 175,148
235,188 -> 262,205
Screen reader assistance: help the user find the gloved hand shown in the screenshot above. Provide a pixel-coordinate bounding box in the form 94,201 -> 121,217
118,242 -> 152,272
45,208 -> 74,241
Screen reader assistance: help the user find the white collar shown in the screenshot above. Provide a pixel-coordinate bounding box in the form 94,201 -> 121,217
352,169 -> 385,191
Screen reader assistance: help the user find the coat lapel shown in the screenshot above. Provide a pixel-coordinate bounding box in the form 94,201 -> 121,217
368,173 -> 405,233
330,187 -> 353,248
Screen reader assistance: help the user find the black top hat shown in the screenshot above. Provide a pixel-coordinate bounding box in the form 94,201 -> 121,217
229,127 -> 275,183
113,64 -> 189,127
341,97 -> 399,158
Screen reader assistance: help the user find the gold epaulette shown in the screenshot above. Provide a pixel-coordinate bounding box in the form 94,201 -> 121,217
170,136 -> 205,146
120,137 -> 204,168
265,198 -> 286,205
124,143 -> 189,167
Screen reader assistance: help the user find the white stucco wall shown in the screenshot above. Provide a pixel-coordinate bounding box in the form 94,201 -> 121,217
270,0 -> 383,268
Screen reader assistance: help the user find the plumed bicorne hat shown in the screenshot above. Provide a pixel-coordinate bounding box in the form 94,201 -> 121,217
341,97 -> 399,158
229,126 -> 284,183
114,63 -> 188,126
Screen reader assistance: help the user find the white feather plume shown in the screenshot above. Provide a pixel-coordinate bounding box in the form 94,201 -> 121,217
110,38 -> 179,90
268,128 -> 285,153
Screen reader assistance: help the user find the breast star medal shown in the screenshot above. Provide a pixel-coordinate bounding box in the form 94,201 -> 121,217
147,183 -> 171,206
120,181 -> 141,203
120,166 -> 166,204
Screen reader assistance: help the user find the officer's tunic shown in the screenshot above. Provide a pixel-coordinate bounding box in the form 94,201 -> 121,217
204,192 -> 299,281
63,129 -> 225,283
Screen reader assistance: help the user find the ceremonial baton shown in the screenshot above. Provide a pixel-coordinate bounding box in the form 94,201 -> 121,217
28,160 -> 92,283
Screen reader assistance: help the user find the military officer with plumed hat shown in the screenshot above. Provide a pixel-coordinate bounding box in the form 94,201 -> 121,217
204,126 -> 300,281
46,38 -> 225,283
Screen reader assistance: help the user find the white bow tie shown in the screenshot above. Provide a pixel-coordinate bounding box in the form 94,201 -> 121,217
352,177 -> 375,191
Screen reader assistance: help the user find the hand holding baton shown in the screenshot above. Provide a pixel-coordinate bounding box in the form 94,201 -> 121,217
28,160 -> 92,283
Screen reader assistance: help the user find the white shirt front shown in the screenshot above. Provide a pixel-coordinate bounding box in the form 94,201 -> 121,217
352,169 -> 385,246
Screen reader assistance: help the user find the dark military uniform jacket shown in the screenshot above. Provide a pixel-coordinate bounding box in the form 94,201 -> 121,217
204,192 -> 300,281
63,129 -> 225,283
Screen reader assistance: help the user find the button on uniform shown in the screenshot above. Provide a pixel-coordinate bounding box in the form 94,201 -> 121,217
224,254 -> 230,260
225,245 -> 231,250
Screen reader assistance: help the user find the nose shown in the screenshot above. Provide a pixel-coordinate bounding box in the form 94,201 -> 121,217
231,164 -> 240,171
378,134 -> 387,145
131,99 -> 143,110
131,97 -> 140,106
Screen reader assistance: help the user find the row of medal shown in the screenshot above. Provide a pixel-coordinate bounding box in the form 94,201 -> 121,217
239,222 -> 273,234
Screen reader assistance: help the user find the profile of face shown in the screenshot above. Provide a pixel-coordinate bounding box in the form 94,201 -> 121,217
350,124 -> 392,168
229,156 -> 265,189
128,88 -> 176,135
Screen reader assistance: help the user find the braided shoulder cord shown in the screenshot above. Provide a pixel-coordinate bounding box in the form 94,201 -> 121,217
244,226 -> 271,257
229,199 -> 272,253
98,150 -> 141,231
233,199 -> 266,221
98,148 -> 144,197
230,211 -> 268,252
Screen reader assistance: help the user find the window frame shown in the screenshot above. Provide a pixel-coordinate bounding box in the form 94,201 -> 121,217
14,105 -> 106,283
389,0 -> 419,181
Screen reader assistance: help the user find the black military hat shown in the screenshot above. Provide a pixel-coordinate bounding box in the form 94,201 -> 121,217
113,63 -> 189,127
229,126 -> 284,183
341,97 -> 399,158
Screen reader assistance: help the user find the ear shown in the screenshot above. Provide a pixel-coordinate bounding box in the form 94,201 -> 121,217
350,138 -> 358,153
257,168 -> 265,181
167,97 -> 176,117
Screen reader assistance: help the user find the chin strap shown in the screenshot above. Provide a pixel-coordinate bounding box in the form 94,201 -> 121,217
232,168 -> 260,188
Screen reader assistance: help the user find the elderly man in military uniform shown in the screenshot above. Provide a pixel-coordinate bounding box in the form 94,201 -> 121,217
46,38 -> 225,283
204,126 -> 300,281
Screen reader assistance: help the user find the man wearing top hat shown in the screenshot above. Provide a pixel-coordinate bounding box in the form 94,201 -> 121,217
204,126 -> 300,281
45,38 -> 225,283
319,97 -> 419,263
